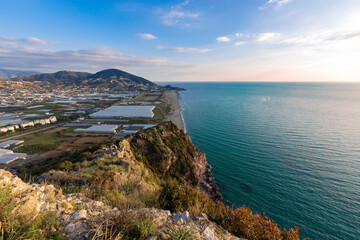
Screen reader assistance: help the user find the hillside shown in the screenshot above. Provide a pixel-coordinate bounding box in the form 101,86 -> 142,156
3,122 -> 302,240
0,68 -> 159,91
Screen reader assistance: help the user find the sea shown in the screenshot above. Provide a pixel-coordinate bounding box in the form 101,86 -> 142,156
172,82 -> 360,240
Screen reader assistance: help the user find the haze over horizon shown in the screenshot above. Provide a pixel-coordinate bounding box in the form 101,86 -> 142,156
1,0 -> 359,82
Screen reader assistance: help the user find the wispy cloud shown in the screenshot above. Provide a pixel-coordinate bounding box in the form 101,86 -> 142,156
137,33 -> 157,40
0,36 -> 193,73
162,10 -> 199,26
216,36 -> 231,42
234,42 -> 246,46
264,0 -> 293,8
157,45 -> 210,53
255,32 -> 280,42
0,36 -> 58,45
160,0 -> 199,26
277,30 -> 360,46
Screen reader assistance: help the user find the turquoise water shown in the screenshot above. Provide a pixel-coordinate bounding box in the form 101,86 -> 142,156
175,82 -> 360,240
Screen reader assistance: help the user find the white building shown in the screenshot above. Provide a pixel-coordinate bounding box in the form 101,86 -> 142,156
0,140 -> 24,149
20,121 -> 35,128
74,124 -> 118,134
90,106 -> 155,118
49,116 -> 57,123
0,149 -> 27,165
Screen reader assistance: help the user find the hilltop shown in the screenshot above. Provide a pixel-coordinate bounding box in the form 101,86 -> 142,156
0,69 -> 162,91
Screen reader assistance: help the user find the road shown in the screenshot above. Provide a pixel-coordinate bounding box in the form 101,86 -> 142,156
0,124 -> 61,142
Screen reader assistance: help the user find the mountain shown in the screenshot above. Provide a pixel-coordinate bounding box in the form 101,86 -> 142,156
12,70 -> 91,85
0,69 -> 40,79
1,69 -> 159,91
84,69 -> 158,90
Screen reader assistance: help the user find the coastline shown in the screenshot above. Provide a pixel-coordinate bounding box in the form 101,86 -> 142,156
166,90 -> 222,201
165,90 -> 185,131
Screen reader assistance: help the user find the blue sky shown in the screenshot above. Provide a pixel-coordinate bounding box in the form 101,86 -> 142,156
0,0 -> 360,81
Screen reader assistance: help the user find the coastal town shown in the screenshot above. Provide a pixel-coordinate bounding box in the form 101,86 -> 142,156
0,86 -> 183,169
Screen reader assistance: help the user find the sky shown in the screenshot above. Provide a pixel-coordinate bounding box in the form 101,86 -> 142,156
0,0 -> 360,82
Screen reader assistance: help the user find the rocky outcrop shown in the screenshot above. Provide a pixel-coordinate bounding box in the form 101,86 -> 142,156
127,121 -> 222,200
0,169 -> 241,239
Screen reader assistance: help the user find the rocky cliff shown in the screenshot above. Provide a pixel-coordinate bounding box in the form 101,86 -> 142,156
1,122 -> 301,240
126,121 -> 222,200
0,139 -> 240,240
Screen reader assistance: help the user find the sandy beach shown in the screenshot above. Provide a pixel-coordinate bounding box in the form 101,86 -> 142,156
165,91 -> 185,131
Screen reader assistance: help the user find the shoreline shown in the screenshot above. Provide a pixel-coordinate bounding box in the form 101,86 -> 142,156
166,90 -> 222,201
165,90 -> 185,131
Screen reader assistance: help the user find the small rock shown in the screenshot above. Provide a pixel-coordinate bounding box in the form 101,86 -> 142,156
180,211 -> 189,221
202,227 -> 215,240
164,210 -> 172,217
72,210 -> 87,220
145,237 -> 158,240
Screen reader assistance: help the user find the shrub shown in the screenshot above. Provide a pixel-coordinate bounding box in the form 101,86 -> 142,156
58,161 -> 74,171
166,223 -> 201,240
91,212 -> 157,240
122,181 -> 138,195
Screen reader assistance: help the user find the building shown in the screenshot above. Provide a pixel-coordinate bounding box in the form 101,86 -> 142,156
74,124 -> 119,134
0,140 -> 24,149
0,149 -> 27,165
49,116 -> 57,123
90,106 -> 155,118
20,121 -> 35,128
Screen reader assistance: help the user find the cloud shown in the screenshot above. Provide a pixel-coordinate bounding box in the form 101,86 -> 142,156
216,36 -> 231,42
255,32 -> 280,42
169,47 -> 210,53
160,0 -> 199,26
0,36 -> 17,41
235,33 -> 244,38
157,45 -> 210,53
137,33 -> 157,40
0,37 -> 194,73
279,30 -> 360,46
162,10 -> 199,26
338,32 -> 360,41
265,0 -> 293,8
234,42 -> 246,46
0,36 -> 58,45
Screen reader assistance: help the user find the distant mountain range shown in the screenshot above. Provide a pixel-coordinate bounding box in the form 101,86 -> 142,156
0,69 -> 40,79
0,69 -> 171,91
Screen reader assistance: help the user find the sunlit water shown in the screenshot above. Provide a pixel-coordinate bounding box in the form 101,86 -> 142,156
172,82 -> 360,240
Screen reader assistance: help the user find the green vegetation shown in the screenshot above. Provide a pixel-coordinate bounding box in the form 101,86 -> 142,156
92,213 -> 157,240
166,223 -> 201,240
122,181 -> 138,195
0,188 -> 64,240
15,144 -> 57,154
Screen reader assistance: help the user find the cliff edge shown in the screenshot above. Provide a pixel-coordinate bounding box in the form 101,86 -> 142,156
1,122 -> 301,240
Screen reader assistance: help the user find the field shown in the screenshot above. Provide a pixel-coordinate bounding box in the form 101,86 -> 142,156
14,126 -> 111,159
